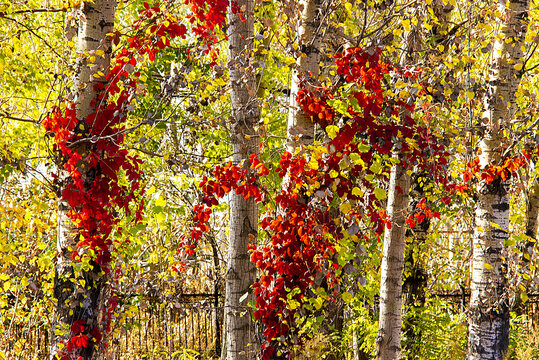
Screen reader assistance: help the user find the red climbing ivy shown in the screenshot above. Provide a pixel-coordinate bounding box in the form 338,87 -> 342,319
188,46 -> 453,359
45,1 -> 230,358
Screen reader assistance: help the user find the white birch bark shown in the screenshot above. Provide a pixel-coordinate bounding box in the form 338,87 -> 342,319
467,1 -> 529,359
225,1 -> 258,359
376,6 -> 424,359
376,150 -> 410,360
50,1 -> 115,359
287,0 -> 322,153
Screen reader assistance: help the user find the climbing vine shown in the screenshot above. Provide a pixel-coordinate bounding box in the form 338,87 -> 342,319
44,1 -> 229,358
189,46 -> 453,359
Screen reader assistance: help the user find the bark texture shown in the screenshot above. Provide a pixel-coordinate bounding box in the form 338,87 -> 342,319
376,5 -> 424,358
376,150 -> 410,360
467,1 -> 529,359
225,1 -> 258,359
286,0 -> 322,153
50,1 -> 115,359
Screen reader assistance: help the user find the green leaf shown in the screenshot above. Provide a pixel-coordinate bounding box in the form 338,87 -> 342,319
369,161 -> 382,174
374,188 -> 386,200
342,291 -> 353,303
357,144 -> 371,153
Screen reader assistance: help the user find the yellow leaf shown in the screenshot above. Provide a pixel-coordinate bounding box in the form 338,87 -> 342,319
326,125 -> 339,140
514,63 -> 523,71
95,49 -> 105,57
395,80 -> 407,89
402,19 -> 411,32
307,158 -> 319,170
340,202 -> 352,214
329,170 -> 339,178
352,187 -> 362,196
399,89 -> 410,100
484,263 -> 493,270
374,188 -> 386,200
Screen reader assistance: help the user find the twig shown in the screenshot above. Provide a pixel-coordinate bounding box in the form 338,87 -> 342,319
5,7 -> 67,15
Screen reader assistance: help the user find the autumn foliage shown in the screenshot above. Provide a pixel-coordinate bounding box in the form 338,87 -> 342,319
188,46 -> 454,358
33,1 -> 539,359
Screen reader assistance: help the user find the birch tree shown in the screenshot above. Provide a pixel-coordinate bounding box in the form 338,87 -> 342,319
375,5 -> 427,358
50,0 -> 116,359
376,149 -> 410,360
467,1 -> 530,359
225,0 -> 258,359
286,0 -> 322,154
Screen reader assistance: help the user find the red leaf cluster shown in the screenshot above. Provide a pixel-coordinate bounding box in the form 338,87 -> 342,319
188,47 -> 455,359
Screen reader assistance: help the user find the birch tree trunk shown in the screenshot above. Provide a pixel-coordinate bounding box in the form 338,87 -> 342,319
525,180 -> 539,240
225,1 -> 258,359
467,1 -> 529,359
50,1 -> 116,359
286,1 -> 346,357
286,0 -> 322,153
376,6 -> 424,359
376,150 -> 410,360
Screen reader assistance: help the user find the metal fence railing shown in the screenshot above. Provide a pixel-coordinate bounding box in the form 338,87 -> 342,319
1,292 -> 223,360
4,291 -> 539,359
114,293 -> 223,359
